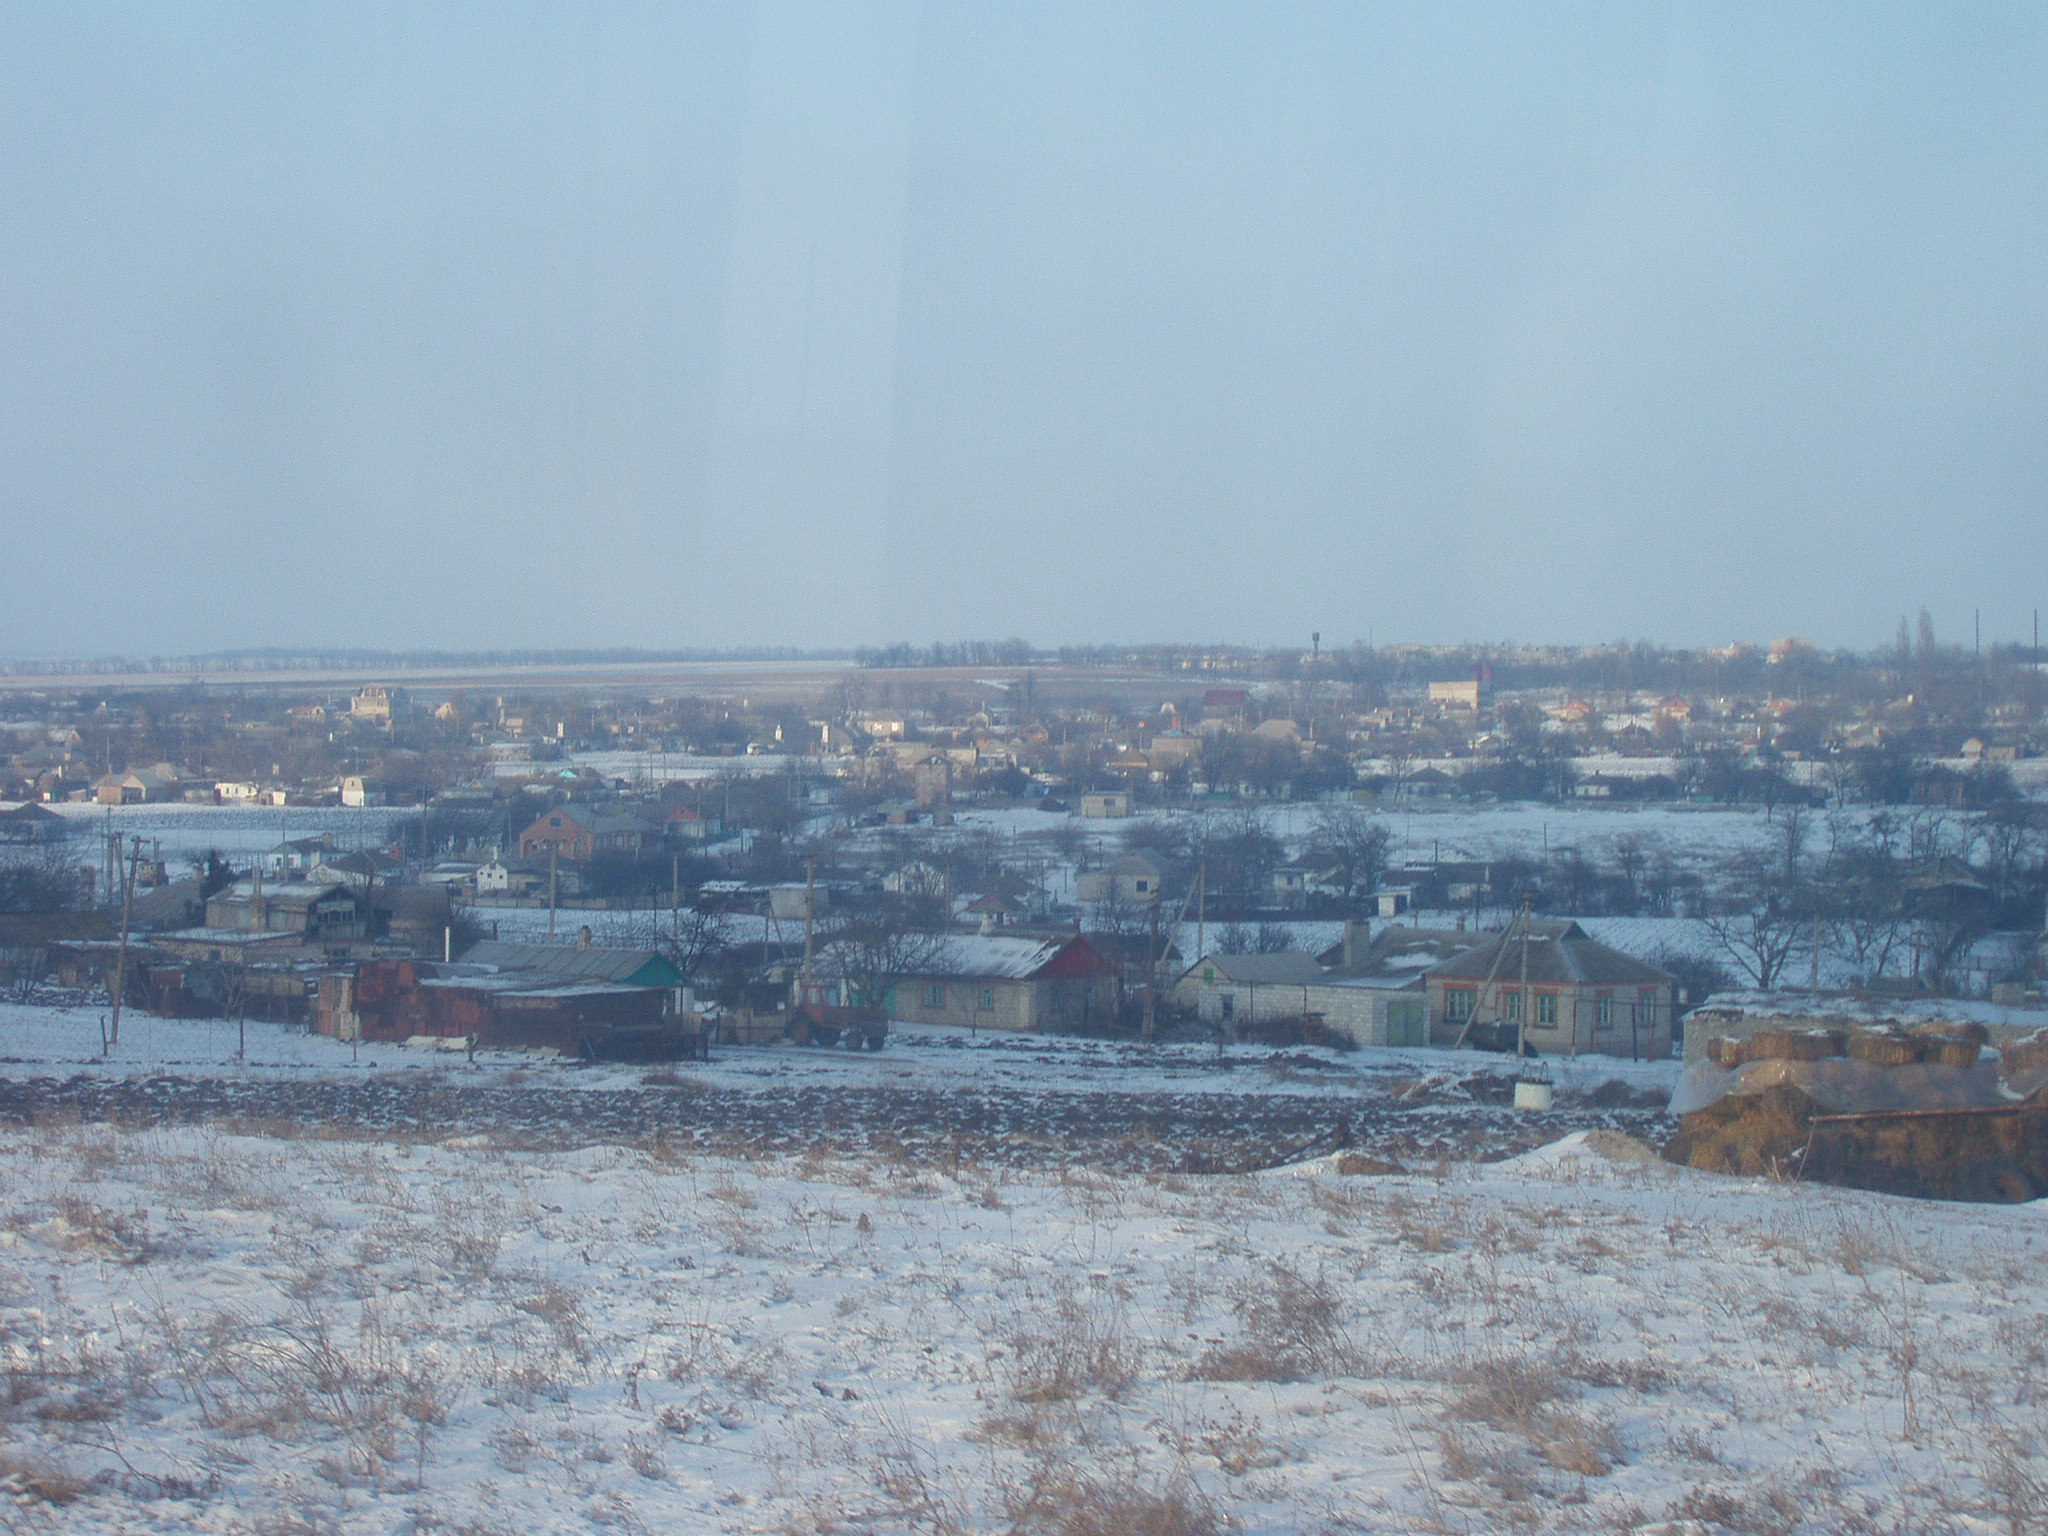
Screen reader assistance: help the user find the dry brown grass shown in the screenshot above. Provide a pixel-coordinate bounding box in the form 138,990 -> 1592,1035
1193,1260 -> 1351,1383
1003,1465 -> 1220,1536
1002,1275 -> 1143,1404
0,1449 -> 90,1505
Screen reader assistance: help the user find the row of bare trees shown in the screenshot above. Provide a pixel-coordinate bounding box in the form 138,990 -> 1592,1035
1701,805 -> 2046,995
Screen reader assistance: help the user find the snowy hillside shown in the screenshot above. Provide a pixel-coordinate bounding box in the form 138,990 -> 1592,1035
0,1114 -> 2040,1533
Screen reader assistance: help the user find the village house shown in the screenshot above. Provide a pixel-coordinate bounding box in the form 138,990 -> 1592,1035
262,834 -> 337,878
0,803 -> 69,843
350,686 -> 405,723
341,775 -> 388,808
518,804 -> 656,860
663,804 -> 719,841
1425,920 -> 1677,1058
307,848 -> 404,891
94,764 -> 182,804
201,879 -> 366,944
815,932 -> 1120,1033
1075,853 -> 1164,906
313,935 -> 691,1058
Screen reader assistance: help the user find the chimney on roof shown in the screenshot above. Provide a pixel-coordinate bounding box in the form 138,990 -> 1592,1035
577,924 -> 593,951
1342,918 -> 1368,972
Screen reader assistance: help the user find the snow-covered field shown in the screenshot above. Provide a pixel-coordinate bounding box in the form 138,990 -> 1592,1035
0,1117 -> 2042,1534
37,803 -> 420,864
28,796 -> 1824,903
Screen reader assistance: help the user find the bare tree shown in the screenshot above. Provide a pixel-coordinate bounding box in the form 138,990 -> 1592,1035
1301,805 -> 1393,899
1701,824 -> 1815,990
606,905 -> 734,983
814,897 -> 950,1010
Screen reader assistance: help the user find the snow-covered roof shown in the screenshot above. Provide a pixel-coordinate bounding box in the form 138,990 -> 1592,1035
924,934 -> 1073,979
816,933 -> 1095,982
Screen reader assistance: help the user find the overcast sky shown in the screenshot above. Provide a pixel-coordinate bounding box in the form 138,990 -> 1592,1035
2,2 -> 2045,658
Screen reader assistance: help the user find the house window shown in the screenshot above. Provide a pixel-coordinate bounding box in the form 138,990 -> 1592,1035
1135,880 -> 1150,894
1596,995 -> 1613,1029
924,984 -> 946,1009
1503,990 -> 1522,1024
1637,988 -> 1657,1023
1220,993 -> 1235,1019
1536,994 -> 1558,1027
1445,988 -> 1475,1022
549,815 -> 562,828
978,987 -> 994,1011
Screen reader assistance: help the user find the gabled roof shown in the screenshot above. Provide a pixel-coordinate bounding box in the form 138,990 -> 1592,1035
829,933 -> 1114,982
215,880 -> 357,912
459,939 -> 681,988
522,805 -> 655,837
1426,921 -> 1674,987
1318,925 -> 1486,976
1186,952 -> 1328,986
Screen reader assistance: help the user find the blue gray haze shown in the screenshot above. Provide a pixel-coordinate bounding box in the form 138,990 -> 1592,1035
1,3 -> 2044,656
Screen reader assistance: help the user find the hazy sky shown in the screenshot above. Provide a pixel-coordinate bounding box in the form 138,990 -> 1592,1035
3,3 -> 2045,657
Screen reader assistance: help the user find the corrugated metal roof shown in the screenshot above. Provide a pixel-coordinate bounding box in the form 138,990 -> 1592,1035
459,939 -> 672,985
924,934 -> 1071,979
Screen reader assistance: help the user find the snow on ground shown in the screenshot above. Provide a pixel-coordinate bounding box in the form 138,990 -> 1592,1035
27,795 -> 1813,900
0,1115 -> 2041,1534
501,750 -> 800,781
0,1002 -> 1678,1100
41,803 -> 420,864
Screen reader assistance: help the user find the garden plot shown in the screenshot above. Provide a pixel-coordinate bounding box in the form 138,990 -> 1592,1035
0,999 -> 1680,1174
0,1123 -> 2042,1534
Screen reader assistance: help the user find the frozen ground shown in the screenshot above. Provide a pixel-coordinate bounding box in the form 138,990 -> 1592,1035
36,803 -> 420,864
0,1117 -> 2042,1534
0,1003 -> 1676,1177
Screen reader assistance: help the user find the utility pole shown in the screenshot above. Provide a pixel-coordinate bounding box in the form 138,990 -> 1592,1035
547,843 -> 558,939
800,856 -> 817,1009
1515,908 -> 1530,1059
107,835 -> 143,1051
1143,892 -> 1160,1046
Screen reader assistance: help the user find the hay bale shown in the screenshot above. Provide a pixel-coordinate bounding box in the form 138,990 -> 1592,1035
1663,1084 -> 1820,1177
1748,1029 -> 1839,1062
1849,1030 -> 1923,1066
1925,1037 -> 1983,1068
1706,1035 -> 1747,1068
1912,1020 -> 1989,1046
1996,1030 -> 2048,1073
